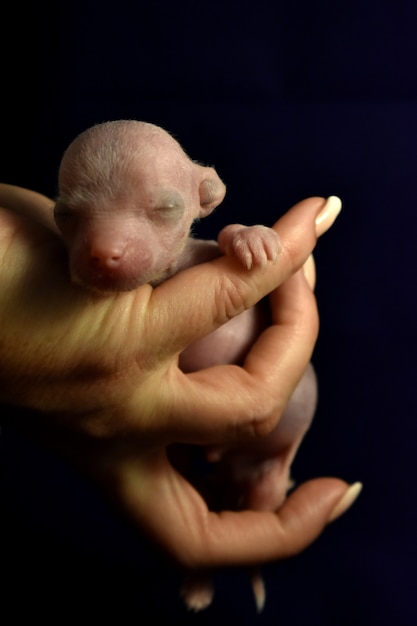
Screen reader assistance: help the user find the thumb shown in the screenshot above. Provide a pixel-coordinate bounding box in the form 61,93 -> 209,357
194,479 -> 363,567
112,447 -> 362,569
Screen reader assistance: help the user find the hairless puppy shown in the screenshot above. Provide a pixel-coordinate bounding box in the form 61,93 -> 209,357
52,120 -> 324,611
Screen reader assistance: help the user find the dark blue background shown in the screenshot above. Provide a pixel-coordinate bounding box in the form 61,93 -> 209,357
2,2 -> 416,624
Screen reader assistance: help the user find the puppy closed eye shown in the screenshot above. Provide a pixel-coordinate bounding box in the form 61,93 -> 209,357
153,190 -> 185,221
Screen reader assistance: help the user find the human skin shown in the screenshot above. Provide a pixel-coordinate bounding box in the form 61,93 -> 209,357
49,120 -> 323,609
0,183 -> 360,595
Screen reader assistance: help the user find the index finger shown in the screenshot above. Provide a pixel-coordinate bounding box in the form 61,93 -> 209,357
144,196 -> 331,358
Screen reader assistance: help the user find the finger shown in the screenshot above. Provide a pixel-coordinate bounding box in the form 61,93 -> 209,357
303,254 -> 316,290
145,267 -> 317,446
143,196 -> 338,359
0,184 -> 58,233
115,454 -> 360,568
195,479 -> 360,567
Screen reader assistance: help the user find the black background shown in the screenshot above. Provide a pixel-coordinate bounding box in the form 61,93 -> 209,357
2,2 -> 417,624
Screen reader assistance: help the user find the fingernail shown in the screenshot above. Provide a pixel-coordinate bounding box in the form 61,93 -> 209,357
315,196 -> 342,237
328,481 -> 363,523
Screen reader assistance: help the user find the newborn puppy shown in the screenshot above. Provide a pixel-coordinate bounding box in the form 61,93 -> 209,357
54,119 -> 279,293
54,120 -> 317,611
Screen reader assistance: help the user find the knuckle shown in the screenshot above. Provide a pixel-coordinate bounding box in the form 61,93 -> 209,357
215,274 -> 250,321
239,392 -> 284,440
250,407 -> 282,440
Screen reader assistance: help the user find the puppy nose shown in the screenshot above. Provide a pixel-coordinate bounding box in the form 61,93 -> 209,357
89,243 -> 125,268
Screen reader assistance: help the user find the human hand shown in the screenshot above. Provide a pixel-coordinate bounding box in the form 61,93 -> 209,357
0,185 -> 359,569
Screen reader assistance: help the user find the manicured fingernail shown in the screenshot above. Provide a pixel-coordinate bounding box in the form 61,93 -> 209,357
315,196 -> 342,237
328,481 -> 363,523
250,568 -> 266,613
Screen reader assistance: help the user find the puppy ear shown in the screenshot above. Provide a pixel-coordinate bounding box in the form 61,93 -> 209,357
197,166 -> 226,217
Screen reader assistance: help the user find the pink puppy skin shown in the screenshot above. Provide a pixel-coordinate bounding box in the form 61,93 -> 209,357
54,121 -> 317,612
